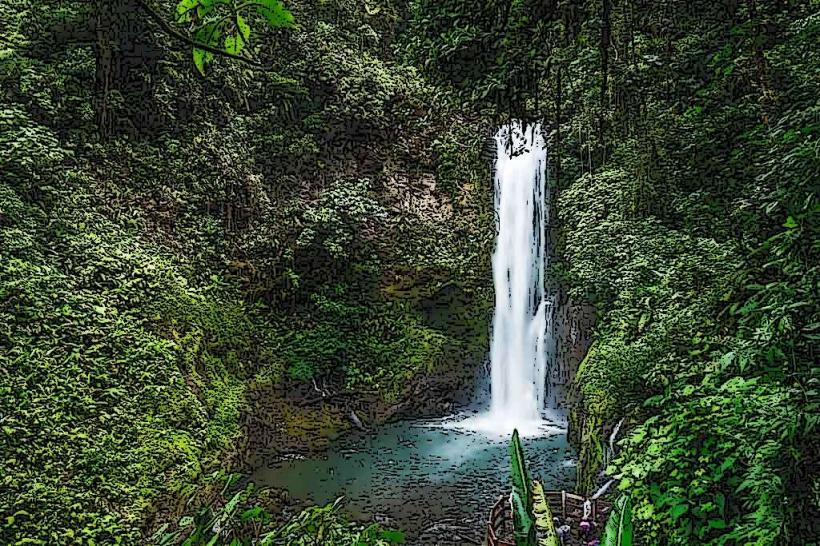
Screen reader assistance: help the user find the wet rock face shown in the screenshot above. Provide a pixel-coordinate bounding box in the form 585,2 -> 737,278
550,290 -> 596,411
544,182 -> 596,413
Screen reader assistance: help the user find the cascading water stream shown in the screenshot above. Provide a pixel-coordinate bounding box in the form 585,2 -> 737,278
431,121 -> 558,437
487,121 -> 553,430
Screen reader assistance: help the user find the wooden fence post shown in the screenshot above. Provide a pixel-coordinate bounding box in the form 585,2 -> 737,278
561,490 -> 567,519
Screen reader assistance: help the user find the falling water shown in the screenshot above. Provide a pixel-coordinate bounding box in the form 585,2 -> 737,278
487,121 -> 553,431
432,121 -> 557,437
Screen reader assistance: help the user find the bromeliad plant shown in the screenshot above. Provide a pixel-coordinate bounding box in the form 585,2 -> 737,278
509,429 -> 537,546
175,0 -> 295,74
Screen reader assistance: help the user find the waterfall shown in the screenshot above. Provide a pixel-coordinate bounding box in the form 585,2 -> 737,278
487,121 -> 554,430
436,121 -> 558,437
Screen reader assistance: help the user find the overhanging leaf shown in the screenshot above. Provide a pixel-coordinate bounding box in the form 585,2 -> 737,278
176,0 -> 199,22
225,14 -> 251,54
236,14 -> 251,40
192,47 -> 212,76
255,0 -> 294,28
194,22 -> 223,46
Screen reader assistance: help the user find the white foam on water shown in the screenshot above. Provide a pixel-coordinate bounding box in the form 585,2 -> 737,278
419,411 -> 564,440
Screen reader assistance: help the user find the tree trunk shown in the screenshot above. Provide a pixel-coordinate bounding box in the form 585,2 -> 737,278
94,0 -> 153,139
94,0 -> 112,139
598,0 -> 611,160
94,0 -> 123,139
746,0 -> 772,115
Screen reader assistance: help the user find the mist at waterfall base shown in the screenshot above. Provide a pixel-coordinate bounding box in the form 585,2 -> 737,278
251,122 -> 572,543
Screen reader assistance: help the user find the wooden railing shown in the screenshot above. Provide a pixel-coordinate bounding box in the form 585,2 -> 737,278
486,490 -> 612,546
542,490 -> 612,521
486,495 -> 515,546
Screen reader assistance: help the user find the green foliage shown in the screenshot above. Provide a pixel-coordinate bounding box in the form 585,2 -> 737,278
263,499 -> 405,546
509,429 -> 536,546
601,495 -> 633,546
296,178 -> 386,260
0,107 -> 70,183
0,0 -> 495,543
403,0 -> 818,544
518,3 -> 820,543
155,487 -> 404,546
279,293 -> 450,402
175,0 -> 294,75
0,165 -> 284,543
1,0 -> 814,544
614,377 -> 810,545
288,20 -> 430,131
401,0 -> 548,110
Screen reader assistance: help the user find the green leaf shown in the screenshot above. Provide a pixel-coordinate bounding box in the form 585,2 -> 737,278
783,216 -> 798,229
379,529 -> 406,543
602,495 -> 634,546
194,22 -> 222,46
718,351 -> 736,370
240,506 -> 264,522
509,429 -> 532,510
193,48 -> 209,76
510,489 -> 536,546
225,14 -> 251,54
223,491 -> 243,515
669,503 -> 689,519
255,0 -> 294,28
532,481 -> 559,546
176,0 -> 199,22
197,3 -> 214,18
637,312 -> 650,331
509,429 -> 535,546
236,14 -> 251,40
224,36 -> 241,55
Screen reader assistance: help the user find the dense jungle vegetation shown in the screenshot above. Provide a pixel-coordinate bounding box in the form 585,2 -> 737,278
1,0 -> 817,545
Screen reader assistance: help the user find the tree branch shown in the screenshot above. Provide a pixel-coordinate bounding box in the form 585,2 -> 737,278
135,0 -> 272,70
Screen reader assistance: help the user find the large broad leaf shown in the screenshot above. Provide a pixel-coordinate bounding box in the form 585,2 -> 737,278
255,0 -> 294,28
532,481 -> 559,546
511,489 -> 536,546
509,429 -> 536,546
176,0 -> 199,22
509,429 -> 532,510
602,495 -> 634,546
192,23 -> 221,75
194,22 -> 223,46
